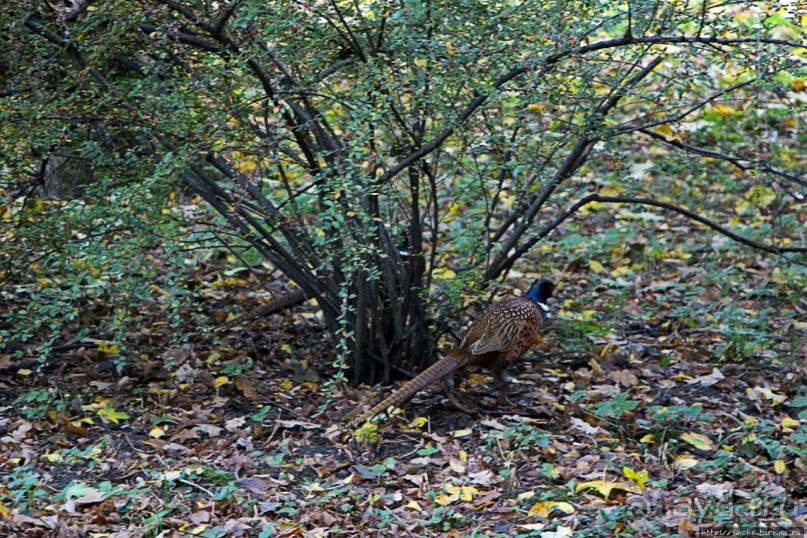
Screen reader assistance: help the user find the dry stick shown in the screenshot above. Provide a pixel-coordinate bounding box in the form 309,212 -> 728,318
214,288 -> 310,333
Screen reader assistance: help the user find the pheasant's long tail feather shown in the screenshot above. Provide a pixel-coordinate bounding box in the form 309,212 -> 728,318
353,352 -> 467,426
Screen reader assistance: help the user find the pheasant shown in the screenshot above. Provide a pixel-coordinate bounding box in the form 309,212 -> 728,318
354,279 -> 555,424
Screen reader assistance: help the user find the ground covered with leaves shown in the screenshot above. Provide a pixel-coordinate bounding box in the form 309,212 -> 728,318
4,1 -> 807,536
2,193 -> 806,538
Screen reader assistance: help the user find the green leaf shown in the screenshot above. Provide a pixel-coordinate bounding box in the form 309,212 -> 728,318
593,393 -> 640,418
790,397 -> 807,408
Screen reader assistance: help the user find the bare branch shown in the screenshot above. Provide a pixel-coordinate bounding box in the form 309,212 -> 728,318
615,77 -> 760,134
637,128 -> 807,190
486,56 -> 665,279
375,33 -> 800,187
497,193 -> 806,275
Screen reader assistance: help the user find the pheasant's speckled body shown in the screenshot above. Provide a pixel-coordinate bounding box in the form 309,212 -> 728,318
353,280 -> 554,424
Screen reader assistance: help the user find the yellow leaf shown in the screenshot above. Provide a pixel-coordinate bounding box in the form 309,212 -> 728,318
528,501 -> 555,518
281,344 -> 292,353
449,458 -> 466,474
654,124 -> 674,137
782,416 -> 800,432
279,379 -> 294,391
589,259 -> 605,274
622,466 -> 649,488
774,460 -> 786,474
0,501 -> 10,520
414,58 -> 428,68
446,43 -> 455,55
451,428 -> 473,438
527,103 -> 545,113
673,455 -> 699,471
410,416 -> 428,429
434,494 -> 454,505
458,486 -> 477,501
406,500 -> 423,512
432,267 -> 457,280
581,200 -> 604,214
610,265 -> 632,277
599,185 -> 621,197
576,480 -> 608,498
459,450 -> 467,462
70,417 -> 93,427
681,432 -> 715,451
42,452 -> 63,463
527,500 -> 574,517
554,502 -> 575,514
97,342 -> 119,354
744,184 -> 777,208
211,276 -> 248,288
576,480 -> 640,498
213,376 -> 230,388
353,422 -> 378,443
640,434 -> 655,443
149,427 -> 166,439
709,104 -> 737,116
467,373 -> 488,384
17,369 -> 32,376
96,407 -> 129,424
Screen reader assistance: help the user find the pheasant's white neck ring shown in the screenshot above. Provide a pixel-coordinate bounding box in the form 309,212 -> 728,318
537,302 -> 549,312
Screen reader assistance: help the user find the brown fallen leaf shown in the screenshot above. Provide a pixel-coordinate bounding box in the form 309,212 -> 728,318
237,476 -> 270,494
608,369 -> 639,387
236,376 -> 259,399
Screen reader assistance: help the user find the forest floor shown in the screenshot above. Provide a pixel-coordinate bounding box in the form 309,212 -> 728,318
2,200 -> 807,538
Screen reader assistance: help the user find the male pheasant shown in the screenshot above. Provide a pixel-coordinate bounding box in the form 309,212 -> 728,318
354,280 -> 555,424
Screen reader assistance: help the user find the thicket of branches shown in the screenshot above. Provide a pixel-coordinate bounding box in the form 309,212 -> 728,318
1,1 -> 804,383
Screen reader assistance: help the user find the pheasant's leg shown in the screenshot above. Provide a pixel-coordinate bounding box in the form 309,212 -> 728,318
442,374 -> 479,414
504,369 -> 517,399
487,369 -> 518,406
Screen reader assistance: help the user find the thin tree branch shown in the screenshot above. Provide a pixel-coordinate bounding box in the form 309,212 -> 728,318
486,56 -> 664,279
498,193 -> 806,275
637,128 -> 807,190
592,195 -> 806,255
374,34 -> 801,187
614,77 -> 760,134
